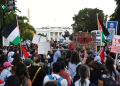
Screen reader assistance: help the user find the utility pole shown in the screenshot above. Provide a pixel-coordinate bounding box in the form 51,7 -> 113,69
3,9 -> 6,30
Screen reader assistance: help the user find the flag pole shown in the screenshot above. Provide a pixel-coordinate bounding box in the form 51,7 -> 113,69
96,13 -> 99,53
114,53 -> 118,66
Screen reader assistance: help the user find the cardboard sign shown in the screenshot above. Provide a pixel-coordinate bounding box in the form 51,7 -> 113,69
32,34 -> 40,44
91,30 -> 102,46
72,32 -> 96,49
32,34 -> 46,44
2,37 -> 9,46
38,42 -> 50,54
111,35 -> 120,53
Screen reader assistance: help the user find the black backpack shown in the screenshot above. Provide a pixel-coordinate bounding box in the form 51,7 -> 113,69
73,64 -> 81,82
101,77 -> 117,86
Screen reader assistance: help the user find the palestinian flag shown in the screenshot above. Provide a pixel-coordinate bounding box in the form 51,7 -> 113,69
98,48 -> 104,62
2,18 -> 20,45
21,44 -> 29,58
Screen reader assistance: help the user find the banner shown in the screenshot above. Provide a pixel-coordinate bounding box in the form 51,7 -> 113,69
91,30 -> 102,46
106,21 -> 118,39
2,37 -> 9,46
72,32 -> 96,49
111,35 -> 120,53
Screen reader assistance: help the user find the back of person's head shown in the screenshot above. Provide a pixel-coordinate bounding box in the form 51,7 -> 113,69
61,51 -> 66,58
33,54 -> 41,63
53,62 -> 62,73
59,61 -> 66,70
14,48 -> 19,54
71,52 -> 81,65
86,56 -> 94,65
105,57 -> 116,78
0,54 -> 7,67
15,63 -> 30,85
44,80 -> 58,86
30,48 -> 35,54
106,50 -> 110,54
12,53 -> 21,67
79,65 -> 90,86
4,75 -> 19,86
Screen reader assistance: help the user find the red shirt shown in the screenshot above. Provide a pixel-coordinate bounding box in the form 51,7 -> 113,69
69,42 -> 75,52
59,70 -> 71,86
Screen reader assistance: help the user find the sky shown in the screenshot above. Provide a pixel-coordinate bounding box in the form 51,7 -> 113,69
16,0 -> 117,28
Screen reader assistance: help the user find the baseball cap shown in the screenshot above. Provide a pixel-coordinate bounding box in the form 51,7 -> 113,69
3,62 -> 14,67
24,58 -> 33,64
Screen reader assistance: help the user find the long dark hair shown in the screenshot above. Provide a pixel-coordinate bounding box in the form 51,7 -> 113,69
105,57 -> 116,79
79,65 -> 90,86
71,52 -> 81,65
0,54 -> 7,67
15,63 -> 30,86
12,53 -> 21,67
65,51 -> 71,67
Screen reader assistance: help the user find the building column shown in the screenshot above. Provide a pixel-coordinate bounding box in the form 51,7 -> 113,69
53,32 -> 55,41
49,32 -> 50,41
58,32 -> 59,41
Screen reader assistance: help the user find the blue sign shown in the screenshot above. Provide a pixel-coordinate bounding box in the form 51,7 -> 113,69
106,21 -> 118,39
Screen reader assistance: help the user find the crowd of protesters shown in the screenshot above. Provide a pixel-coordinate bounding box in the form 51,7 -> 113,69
0,36 -> 119,86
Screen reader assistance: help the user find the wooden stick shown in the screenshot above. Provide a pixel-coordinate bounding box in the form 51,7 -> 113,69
114,53 -> 118,65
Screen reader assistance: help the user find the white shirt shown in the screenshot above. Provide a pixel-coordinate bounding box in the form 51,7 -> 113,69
0,69 -> 12,81
68,62 -> 81,81
75,79 -> 90,86
43,74 -> 68,86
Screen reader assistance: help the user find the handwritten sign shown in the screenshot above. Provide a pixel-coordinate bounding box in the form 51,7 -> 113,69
72,32 -> 96,49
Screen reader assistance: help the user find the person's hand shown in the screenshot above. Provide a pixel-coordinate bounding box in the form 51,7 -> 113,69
83,46 -> 85,50
43,53 -> 46,57
50,49 -> 53,54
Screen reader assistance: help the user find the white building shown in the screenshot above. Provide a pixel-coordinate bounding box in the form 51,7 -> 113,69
36,27 -> 73,41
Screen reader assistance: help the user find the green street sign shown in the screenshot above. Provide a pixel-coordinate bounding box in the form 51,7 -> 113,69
1,5 -> 7,9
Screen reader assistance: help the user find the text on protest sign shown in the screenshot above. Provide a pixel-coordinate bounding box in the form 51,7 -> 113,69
111,35 -> 120,53
72,32 -> 96,49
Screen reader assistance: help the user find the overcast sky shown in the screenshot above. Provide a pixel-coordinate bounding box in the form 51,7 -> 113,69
16,0 -> 117,28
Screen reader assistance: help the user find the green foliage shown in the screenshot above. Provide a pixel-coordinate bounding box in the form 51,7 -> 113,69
38,33 -> 47,37
72,8 -> 105,32
109,0 -> 120,35
69,33 -> 73,40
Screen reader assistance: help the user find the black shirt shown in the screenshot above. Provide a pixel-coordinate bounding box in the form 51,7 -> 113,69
28,65 -> 46,86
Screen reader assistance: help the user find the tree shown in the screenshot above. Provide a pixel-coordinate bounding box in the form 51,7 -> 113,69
38,33 -> 47,37
23,29 -> 35,40
72,8 -> 105,32
109,0 -> 120,35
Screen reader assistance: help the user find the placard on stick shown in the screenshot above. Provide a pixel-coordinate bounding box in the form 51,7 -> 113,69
72,32 -> 96,49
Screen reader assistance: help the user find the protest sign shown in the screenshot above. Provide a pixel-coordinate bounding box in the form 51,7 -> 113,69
2,37 -> 9,46
72,32 -> 96,49
111,35 -> 120,53
32,34 -> 46,44
38,42 -> 50,54
106,21 -> 118,39
32,34 -> 40,44
39,36 -> 46,42
91,30 -> 102,46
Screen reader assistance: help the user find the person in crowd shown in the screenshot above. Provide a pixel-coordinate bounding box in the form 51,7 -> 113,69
15,63 -> 32,86
30,48 -> 36,60
0,54 -> 8,73
86,56 -> 94,65
61,51 -> 66,58
11,53 -> 22,74
88,61 -> 102,85
68,37 -> 75,52
52,50 -> 61,64
81,50 -> 84,61
94,56 -> 102,64
44,80 -> 58,86
8,48 -> 14,63
43,62 -> 68,86
3,47 -> 7,55
13,48 -> 19,54
0,62 -> 13,81
105,57 -> 118,85
24,58 -> 33,68
68,46 -> 87,82
105,50 -> 112,58
59,61 -> 71,86
4,75 -> 19,86
28,54 -> 46,86
98,64 -> 117,86
65,51 -> 71,67
71,65 -> 97,86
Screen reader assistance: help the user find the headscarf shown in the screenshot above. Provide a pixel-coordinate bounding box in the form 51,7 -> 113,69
94,56 -> 102,64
